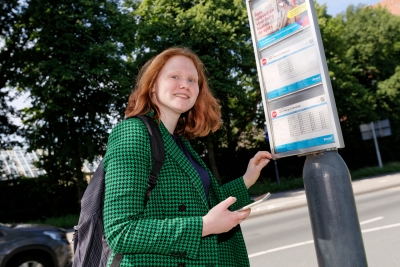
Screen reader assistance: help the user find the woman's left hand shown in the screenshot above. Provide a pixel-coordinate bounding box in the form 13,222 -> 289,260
243,151 -> 273,189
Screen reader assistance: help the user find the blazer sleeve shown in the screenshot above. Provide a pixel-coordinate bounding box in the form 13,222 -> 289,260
103,119 -> 203,259
220,177 -> 254,210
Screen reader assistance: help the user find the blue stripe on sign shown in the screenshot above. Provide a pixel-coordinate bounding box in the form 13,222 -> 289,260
272,102 -> 327,120
267,74 -> 322,100
258,23 -> 302,49
275,134 -> 335,153
263,43 -> 315,67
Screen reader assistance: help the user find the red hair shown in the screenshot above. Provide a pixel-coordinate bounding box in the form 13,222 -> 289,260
125,47 -> 221,139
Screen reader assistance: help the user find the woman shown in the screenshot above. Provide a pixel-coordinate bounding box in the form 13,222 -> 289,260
276,0 -> 295,30
103,47 -> 272,266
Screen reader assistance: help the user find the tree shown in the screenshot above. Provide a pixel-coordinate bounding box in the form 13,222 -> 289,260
339,5 -> 400,165
343,5 -> 400,91
0,0 -> 22,148
126,0 -> 261,181
2,0 -> 136,198
314,4 -> 377,162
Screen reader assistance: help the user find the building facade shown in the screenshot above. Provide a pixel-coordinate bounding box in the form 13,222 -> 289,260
374,0 -> 400,16
0,147 -> 46,179
0,147 -> 101,181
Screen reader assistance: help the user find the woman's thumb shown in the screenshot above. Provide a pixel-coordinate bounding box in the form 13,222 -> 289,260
221,196 -> 237,209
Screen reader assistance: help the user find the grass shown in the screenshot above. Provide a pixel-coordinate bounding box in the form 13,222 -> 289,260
248,161 -> 400,196
22,162 -> 400,228
350,161 -> 400,179
24,214 -> 79,229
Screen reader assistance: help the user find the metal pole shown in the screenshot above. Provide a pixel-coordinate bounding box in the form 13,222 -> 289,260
274,160 -> 280,186
370,122 -> 383,168
303,150 -> 368,267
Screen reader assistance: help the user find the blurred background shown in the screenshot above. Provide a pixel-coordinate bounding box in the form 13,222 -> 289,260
1,0 -> 399,226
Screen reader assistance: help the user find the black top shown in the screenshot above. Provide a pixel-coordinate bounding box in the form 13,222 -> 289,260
171,135 -> 210,200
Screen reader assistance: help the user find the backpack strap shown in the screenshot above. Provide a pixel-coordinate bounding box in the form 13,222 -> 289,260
111,115 -> 165,266
136,115 -> 165,206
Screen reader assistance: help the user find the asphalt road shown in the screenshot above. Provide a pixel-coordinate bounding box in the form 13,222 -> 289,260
241,173 -> 400,267
66,172 -> 400,265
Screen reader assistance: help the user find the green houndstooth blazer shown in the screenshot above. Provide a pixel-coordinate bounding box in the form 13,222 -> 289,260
103,116 -> 253,267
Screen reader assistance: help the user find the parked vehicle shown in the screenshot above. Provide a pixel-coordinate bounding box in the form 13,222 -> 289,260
0,222 -> 72,267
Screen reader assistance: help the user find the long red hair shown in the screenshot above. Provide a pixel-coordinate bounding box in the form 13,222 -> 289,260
125,47 -> 221,139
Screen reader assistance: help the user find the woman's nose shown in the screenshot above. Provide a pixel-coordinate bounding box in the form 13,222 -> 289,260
180,80 -> 189,89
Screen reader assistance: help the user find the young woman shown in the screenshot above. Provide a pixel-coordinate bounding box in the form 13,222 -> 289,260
103,47 -> 272,266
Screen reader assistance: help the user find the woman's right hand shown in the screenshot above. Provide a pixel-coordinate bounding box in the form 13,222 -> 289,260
202,197 -> 251,237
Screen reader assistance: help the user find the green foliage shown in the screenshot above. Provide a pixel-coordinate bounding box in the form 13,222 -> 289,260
343,6 -> 400,89
1,0 -> 400,199
248,177 -> 304,196
23,214 -> 79,229
129,0 -> 261,150
0,0 -> 20,148
1,0 -> 137,198
248,161 -> 400,196
314,3 -> 400,168
0,175 -> 79,222
125,0 -> 267,180
350,161 -> 400,180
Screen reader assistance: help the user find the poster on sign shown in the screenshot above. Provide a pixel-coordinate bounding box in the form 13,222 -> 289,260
260,28 -> 321,100
251,0 -> 310,49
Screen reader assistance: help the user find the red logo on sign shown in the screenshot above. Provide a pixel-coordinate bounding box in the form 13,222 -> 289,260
262,58 -> 267,65
272,111 -> 277,118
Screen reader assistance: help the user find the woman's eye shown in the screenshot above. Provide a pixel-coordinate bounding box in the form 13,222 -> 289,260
189,79 -> 196,83
171,75 -> 178,79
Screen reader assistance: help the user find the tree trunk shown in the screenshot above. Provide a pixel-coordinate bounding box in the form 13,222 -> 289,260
206,134 -> 220,183
68,118 -> 86,201
74,158 -> 86,201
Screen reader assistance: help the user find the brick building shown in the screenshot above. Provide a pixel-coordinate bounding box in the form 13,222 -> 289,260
374,0 -> 400,15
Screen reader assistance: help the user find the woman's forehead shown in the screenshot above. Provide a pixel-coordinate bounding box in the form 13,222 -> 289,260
161,56 -> 198,74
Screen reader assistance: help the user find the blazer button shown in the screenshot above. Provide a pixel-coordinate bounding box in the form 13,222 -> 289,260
178,263 -> 186,267
178,204 -> 186,212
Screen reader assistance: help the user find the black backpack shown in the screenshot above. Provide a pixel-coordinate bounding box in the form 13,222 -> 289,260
72,115 -> 165,267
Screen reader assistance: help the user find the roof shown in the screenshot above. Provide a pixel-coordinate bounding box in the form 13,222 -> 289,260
374,0 -> 400,16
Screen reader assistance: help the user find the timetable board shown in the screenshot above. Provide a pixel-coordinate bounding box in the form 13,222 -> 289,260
246,0 -> 344,158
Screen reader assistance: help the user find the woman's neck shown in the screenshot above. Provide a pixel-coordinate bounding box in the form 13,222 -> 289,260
159,111 -> 179,134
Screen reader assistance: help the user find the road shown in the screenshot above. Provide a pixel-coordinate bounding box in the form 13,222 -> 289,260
66,172 -> 400,266
241,173 -> 400,267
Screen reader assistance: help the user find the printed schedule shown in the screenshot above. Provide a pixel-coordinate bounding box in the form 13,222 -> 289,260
261,36 -> 321,100
271,94 -> 334,153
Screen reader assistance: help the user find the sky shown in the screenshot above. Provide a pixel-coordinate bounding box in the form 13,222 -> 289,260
317,0 -> 381,16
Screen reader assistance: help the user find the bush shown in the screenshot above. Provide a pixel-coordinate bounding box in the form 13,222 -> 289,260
0,176 -> 80,223
248,161 -> 400,196
25,214 -> 79,229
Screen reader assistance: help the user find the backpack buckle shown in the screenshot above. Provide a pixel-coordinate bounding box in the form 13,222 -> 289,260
148,174 -> 158,186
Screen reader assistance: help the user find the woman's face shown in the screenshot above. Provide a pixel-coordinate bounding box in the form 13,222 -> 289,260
277,0 -> 287,8
152,55 -> 199,119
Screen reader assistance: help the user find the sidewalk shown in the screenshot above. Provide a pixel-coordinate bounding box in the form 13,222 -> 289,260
66,172 -> 400,252
248,172 -> 400,217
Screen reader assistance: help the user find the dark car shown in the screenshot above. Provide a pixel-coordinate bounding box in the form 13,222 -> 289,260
0,223 -> 72,267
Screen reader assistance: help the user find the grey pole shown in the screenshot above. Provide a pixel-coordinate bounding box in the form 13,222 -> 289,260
303,150 -> 368,267
274,160 -> 280,186
370,122 -> 383,168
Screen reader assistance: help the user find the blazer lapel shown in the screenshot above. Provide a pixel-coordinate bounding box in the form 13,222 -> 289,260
158,122 -> 209,209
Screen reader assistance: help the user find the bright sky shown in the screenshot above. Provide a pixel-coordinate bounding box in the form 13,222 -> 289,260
317,0 -> 381,16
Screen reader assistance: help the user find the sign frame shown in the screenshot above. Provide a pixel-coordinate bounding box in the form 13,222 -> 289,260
246,0 -> 344,159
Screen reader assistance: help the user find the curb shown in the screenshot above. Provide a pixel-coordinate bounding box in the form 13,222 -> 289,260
248,172 -> 400,218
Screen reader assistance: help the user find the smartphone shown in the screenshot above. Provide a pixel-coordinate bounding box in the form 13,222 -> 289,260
235,192 -> 271,211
